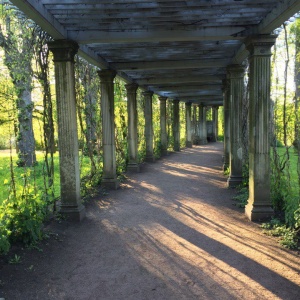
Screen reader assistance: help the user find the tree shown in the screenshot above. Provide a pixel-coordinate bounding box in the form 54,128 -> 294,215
0,5 -> 37,166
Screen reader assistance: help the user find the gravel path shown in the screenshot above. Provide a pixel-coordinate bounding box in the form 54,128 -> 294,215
1,142 -> 300,299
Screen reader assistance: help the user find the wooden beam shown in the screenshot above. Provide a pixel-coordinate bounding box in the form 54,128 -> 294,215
67,27 -> 246,44
110,59 -> 228,71
137,76 -> 223,85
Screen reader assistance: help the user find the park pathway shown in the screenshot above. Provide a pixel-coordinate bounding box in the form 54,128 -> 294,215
1,142 -> 300,299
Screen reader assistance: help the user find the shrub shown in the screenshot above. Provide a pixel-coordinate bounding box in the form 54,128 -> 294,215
0,188 -> 47,254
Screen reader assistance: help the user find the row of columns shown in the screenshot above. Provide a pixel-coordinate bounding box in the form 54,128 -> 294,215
223,35 -> 276,221
48,39 -> 203,221
48,34 -> 275,223
192,105 -> 218,145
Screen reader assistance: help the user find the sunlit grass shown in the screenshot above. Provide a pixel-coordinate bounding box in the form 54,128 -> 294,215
0,151 -> 94,205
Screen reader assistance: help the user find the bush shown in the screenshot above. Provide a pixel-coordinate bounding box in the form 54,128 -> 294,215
0,189 -> 47,254
261,218 -> 299,249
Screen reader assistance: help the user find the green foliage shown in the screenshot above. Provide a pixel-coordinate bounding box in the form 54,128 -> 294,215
261,218 -> 299,249
232,186 -> 248,208
0,186 -> 46,254
8,254 -> 21,264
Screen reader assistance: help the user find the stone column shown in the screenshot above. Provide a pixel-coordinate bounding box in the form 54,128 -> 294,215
223,79 -> 230,171
48,40 -> 85,221
126,83 -> 140,172
173,100 -> 180,151
212,106 -> 219,142
98,69 -> 119,189
192,105 -> 200,144
245,35 -> 276,221
159,96 -> 168,155
185,102 -> 192,147
227,64 -> 245,187
143,91 -> 155,162
198,104 -> 207,145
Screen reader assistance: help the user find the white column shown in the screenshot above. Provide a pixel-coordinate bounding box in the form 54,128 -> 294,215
159,96 -> 168,155
48,40 -> 85,221
245,35 -> 276,221
227,64 -> 245,188
143,91 -> 155,162
126,83 -> 140,172
223,79 -> 230,171
173,100 -> 180,151
199,104 -> 207,145
185,102 -> 192,147
98,69 -> 119,189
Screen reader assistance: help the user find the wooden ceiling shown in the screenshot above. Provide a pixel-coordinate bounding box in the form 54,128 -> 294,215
9,0 -> 300,105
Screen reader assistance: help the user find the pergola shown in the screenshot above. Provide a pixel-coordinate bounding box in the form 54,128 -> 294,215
10,0 -> 300,222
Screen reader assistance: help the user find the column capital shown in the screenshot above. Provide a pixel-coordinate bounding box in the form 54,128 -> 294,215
185,102 -> 192,107
245,35 -> 277,57
226,64 -> 245,78
125,83 -> 139,93
97,69 -> 117,82
158,96 -> 168,102
172,99 -> 180,104
48,40 -> 79,62
142,90 -> 154,97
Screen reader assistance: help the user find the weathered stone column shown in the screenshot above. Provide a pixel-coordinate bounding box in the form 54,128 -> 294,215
212,106 -> 219,142
185,102 -> 193,147
192,105 -> 200,144
227,64 -> 245,187
173,100 -> 180,151
245,35 -> 276,221
198,104 -> 207,145
143,91 -> 155,162
98,69 -> 119,189
223,79 -> 230,171
126,83 -> 140,172
48,40 -> 85,221
159,96 -> 168,155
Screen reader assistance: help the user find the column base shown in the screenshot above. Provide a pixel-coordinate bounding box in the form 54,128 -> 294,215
59,204 -> 86,222
186,141 -> 193,148
145,155 -> 155,162
227,176 -> 243,188
245,203 -> 274,222
102,178 -> 119,190
127,163 -> 140,172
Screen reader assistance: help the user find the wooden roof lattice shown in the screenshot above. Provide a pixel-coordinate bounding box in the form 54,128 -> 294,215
9,0 -> 300,105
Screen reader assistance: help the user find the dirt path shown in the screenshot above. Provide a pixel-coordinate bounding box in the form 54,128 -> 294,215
1,143 -> 300,299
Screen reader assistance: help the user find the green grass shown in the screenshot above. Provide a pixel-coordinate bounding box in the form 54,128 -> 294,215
0,151 -> 94,205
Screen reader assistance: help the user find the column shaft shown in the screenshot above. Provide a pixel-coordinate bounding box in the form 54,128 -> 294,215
227,65 -> 245,187
223,79 -> 230,171
98,69 -> 119,189
126,83 -> 140,172
159,96 -> 168,155
173,100 -> 180,151
192,105 -> 200,144
185,102 -> 193,147
245,35 -> 276,221
48,40 -> 85,221
199,105 -> 207,145
143,91 -> 155,162
212,106 -> 219,142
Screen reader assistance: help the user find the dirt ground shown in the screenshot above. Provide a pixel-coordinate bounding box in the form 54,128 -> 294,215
0,143 -> 299,300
